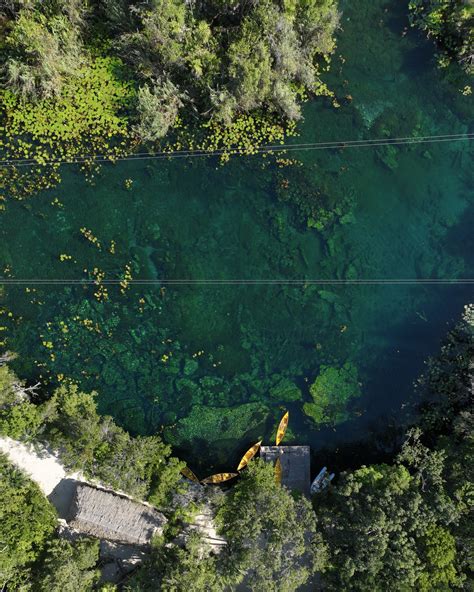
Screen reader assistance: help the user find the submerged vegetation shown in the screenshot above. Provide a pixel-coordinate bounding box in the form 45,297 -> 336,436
409,0 -> 474,73
1,304 -> 472,589
303,362 -> 361,426
0,0 -> 473,588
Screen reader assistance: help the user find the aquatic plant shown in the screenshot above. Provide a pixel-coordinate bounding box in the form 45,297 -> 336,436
409,0 -> 473,74
268,378 -> 302,402
165,402 -> 269,450
303,362 -> 362,426
275,162 -> 356,230
0,56 -> 135,200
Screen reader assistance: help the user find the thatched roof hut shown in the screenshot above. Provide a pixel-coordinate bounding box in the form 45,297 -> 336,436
67,484 -> 167,546
260,446 -> 310,495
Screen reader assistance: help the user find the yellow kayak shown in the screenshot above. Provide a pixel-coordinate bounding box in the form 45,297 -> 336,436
275,457 -> 282,485
237,440 -> 262,471
181,466 -> 200,483
275,411 -> 289,445
201,472 -> 239,484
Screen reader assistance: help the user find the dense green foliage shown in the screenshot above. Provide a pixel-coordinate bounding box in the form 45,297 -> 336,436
316,432 -> 468,590
216,459 -> 327,591
315,304 -> 474,590
42,383 -> 185,505
0,451 -> 106,591
113,0 -> 338,127
0,457 -> 105,592
0,363 -> 42,437
0,454 -> 57,589
409,0 -> 474,73
0,0 -> 340,197
0,368 -> 184,506
126,533 -> 226,592
33,538 -> 101,592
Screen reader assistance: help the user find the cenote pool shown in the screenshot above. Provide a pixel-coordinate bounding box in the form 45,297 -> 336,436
1,0 -> 473,474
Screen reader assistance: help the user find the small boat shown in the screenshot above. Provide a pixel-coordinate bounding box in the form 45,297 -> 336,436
310,466 -> 335,495
201,472 -> 239,484
237,440 -> 262,471
275,411 -> 289,445
181,466 -> 200,483
275,457 -> 282,485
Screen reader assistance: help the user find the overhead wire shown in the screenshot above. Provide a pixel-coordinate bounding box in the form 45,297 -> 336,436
0,132 -> 472,167
1,131 -> 471,286
1,279 -> 473,285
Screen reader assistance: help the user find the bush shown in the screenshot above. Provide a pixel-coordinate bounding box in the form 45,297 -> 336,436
0,454 -> 57,588
409,0 -> 474,73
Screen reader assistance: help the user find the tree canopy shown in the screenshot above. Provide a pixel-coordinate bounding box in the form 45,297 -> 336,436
316,431 -> 467,590
0,454 -> 57,590
33,538 -> 101,592
315,305 -> 474,590
0,367 -> 185,506
217,459 -> 328,591
125,533 -> 226,592
0,0 -> 340,196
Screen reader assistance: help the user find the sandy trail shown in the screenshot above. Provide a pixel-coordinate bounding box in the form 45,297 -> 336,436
0,436 -> 82,517
0,436 -> 225,551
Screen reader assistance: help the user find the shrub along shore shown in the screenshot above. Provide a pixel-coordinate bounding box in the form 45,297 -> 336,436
0,0 -> 340,199
2,0 -> 471,201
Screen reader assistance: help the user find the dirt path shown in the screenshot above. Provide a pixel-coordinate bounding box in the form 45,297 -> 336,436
0,436 -> 82,518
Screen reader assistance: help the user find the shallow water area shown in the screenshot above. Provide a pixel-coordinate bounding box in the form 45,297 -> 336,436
1,0 -> 473,473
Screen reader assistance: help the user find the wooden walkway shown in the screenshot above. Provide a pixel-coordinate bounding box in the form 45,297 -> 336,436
260,445 -> 310,495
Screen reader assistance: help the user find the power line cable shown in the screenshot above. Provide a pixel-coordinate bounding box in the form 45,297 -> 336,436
0,132 -> 472,167
1,132 -> 472,164
1,279 -> 473,285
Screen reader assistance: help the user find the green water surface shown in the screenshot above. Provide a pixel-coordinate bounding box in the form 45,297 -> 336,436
1,0 -> 473,473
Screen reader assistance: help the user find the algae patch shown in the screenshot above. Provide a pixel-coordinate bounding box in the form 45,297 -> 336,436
303,363 -> 362,427
166,403 -> 269,448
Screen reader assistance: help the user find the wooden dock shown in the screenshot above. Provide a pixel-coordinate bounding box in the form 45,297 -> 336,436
260,445 -> 310,496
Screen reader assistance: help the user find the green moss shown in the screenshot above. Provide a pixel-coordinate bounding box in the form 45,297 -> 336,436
166,402 -> 269,448
268,378 -> 302,402
303,362 -> 362,426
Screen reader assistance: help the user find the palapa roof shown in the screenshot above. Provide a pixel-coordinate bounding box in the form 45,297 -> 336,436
260,446 -> 310,495
67,484 -> 167,546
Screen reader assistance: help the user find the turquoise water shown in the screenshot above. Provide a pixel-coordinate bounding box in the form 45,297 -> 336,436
1,0 -> 473,474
